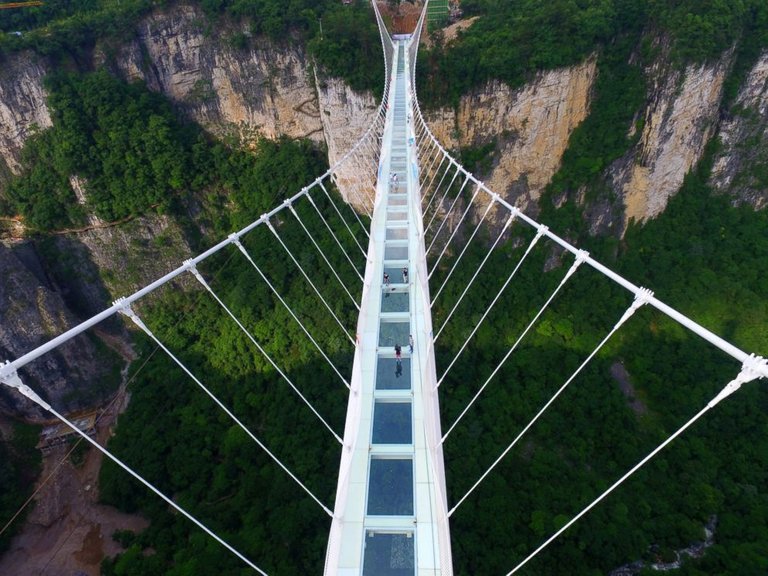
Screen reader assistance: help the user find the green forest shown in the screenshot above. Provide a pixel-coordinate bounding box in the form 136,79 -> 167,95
428,151 -> 768,574
0,0 -> 767,574
417,0 -> 768,108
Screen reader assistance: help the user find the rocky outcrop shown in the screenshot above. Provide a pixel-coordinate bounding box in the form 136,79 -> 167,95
614,48 -> 734,224
0,5 -> 378,208
317,75 -> 379,209
425,58 -> 598,215
0,52 -> 51,183
711,50 -> 768,209
110,6 -> 326,143
0,5 -> 377,420
0,243 -> 118,421
73,214 -> 193,300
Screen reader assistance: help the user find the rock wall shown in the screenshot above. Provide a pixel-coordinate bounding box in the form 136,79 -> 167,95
425,58 -> 598,215
614,49 -> 734,224
0,52 -> 51,181
711,50 -> 768,209
0,5 -> 378,196
317,74 -> 379,210
0,244 -> 118,420
110,7 -> 325,143
0,5 -> 378,419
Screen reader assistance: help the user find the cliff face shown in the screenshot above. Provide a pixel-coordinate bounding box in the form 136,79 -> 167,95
110,7 -> 325,143
0,5 -> 377,419
711,50 -> 768,209
425,58 -> 598,215
0,243 -> 120,419
614,47 -> 734,224
423,41 -> 768,232
0,5 -> 378,201
0,52 -> 51,185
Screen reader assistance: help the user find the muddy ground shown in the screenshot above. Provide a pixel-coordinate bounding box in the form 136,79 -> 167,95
0,388 -> 148,576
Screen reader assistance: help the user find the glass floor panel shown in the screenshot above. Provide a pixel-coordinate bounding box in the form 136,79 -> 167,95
386,228 -> 408,240
380,290 -> 409,312
362,532 -> 415,576
367,458 -> 414,515
372,402 -> 412,444
385,246 -> 408,260
387,210 -> 408,222
379,321 -> 410,348
384,267 -> 409,283
389,196 -> 407,207
376,357 -> 411,390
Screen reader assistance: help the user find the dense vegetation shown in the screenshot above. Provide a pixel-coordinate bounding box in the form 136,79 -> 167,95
3,71 -> 328,232
99,201 -> 362,573
95,156 -> 366,574
1,1 -> 767,574
1,69 -> 366,573
417,0 -> 768,108
0,0 -> 383,96
0,423 -> 41,554
428,142 -> 768,574
419,2 -> 768,567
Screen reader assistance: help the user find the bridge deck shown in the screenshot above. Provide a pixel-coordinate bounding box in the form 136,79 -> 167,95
324,39 -> 452,576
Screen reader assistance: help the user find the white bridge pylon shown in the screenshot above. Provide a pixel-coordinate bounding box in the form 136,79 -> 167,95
323,23 -> 453,576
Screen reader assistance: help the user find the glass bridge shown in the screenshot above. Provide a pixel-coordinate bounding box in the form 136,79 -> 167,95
323,39 -> 453,576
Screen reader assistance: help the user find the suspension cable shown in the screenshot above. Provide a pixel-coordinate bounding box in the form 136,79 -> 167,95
506,354 -> 767,575
422,143 -> 444,185
116,302 -> 334,516
427,175 -> 471,254
0,372 -> 270,575
431,200 -> 498,304
265,218 -> 356,346
448,289 -> 653,517
425,163 -> 461,232
422,154 -> 448,201
338,165 -> 373,218
288,201 -> 360,310
435,225 -> 547,387
347,154 -> 374,213
305,192 -> 364,281
441,251 -> 589,443
423,157 -> 454,211
318,180 -> 369,247
231,236 -> 351,389
433,211 -> 515,333
187,264 -> 343,444
428,185 -> 482,279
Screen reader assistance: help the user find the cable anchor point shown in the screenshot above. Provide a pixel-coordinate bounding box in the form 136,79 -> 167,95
184,260 -> 207,286
709,354 -> 768,408
632,287 -> 654,308
0,362 -> 51,410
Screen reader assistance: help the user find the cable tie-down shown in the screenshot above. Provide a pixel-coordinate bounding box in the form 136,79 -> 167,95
632,287 -> 654,308
709,354 -> 768,408
186,264 -> 206,286
0,363 -> 51,411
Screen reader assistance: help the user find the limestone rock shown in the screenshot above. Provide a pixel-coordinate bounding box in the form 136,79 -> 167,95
711,50 -> 768,209
616,49 -> 734,224
0,52 -> 51,181
425,58 -> 597,216
0,243 -> 115,421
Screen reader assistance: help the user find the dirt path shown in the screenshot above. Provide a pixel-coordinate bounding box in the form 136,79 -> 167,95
0,387 -> 148,576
